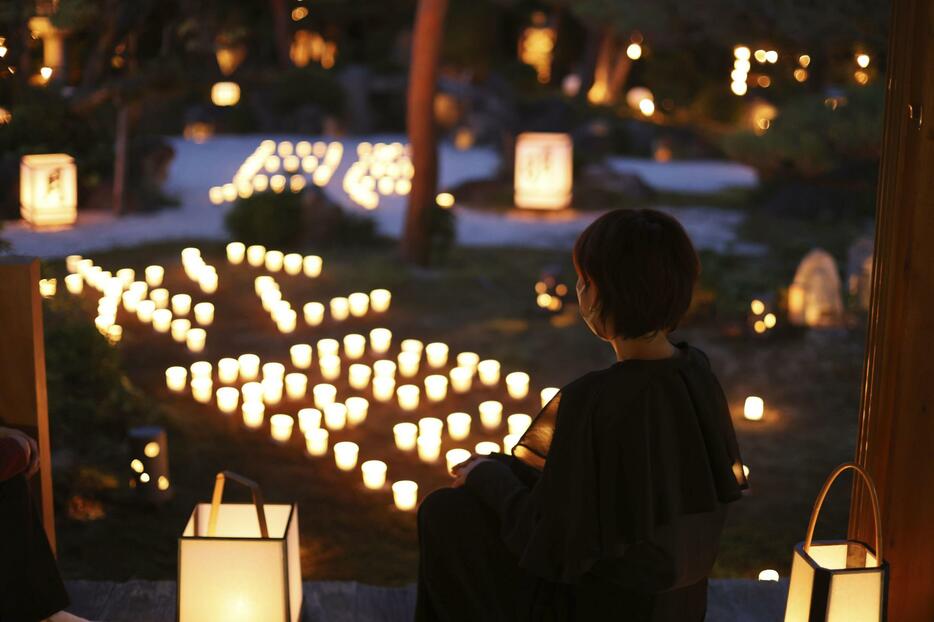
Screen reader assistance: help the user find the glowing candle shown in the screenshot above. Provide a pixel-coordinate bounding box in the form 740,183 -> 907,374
507,413 -> 532,436
145,265 -> 164,287
744,396 -> 764,421
417,436 -> 441,463
758,569 -> 779,582
290,344 -> 313,369
505,372 -> 530,399
343,334 -> 366,359
193,302 -> 214,326
393,422 -> 418,451
246,245 -> 266,267
346,397 -> 369,426
479,400 -> 503,429
264,250 -> 284,272
316,338 -> 339,358
181,247 -> 201,263
400,339 -> 423,356
152,308 -> 173,333
540,387 -> 559,407
150,288 -> 170,310
424,375 -> 448,402
418,417 -> 444,440
186,328 -> 207,353
330,297 -> 350,321
369,288 -> 391,313
373,359 -> 396,379
372,376 -> 396,402
319,355 -> 341,381
241,381 -> 263,404
276,309 -> 297,333
191,360 -> 213,379
306,428 -> 329,456
503,433 -> 521,455
285,372 -> 308,400
361,460 -> 387,489
226,242 -> 246,264
283,253 -> 303,275
348,292 -> 369,317
477,360 -> 501,386
198,271 -> 218,294
66,255 -> 83,273
446,448 -> 471,473
297,408 -> 321,434
64,273 -> 84,295
392,480 -> 418,511
171,294 -> 192,316
217,358 -> 239,384
165,366 -> 187,392
116,268 -> 135,288
446,412 -> 472,441
304,302 -> 325,326
303,255 -> 323,278
242,402 -> 265,429
216,387 -> 240,414
270,414 -> 294,443
313,383 -> 337,410
168,319 -> 189,343
449,367 -> 473,393
238,354 -> 260,380
425,342 -> 449,368
348,364 -> 372,390
396,384 -> 420,411
263,362 -> 285,380
333,441 -> 359,471
255,275 -> 275,295
122,290 -> 141,313
475,441 -> 499,456
368,328 -> 392,354
191,378 -> 213,403
262,378 -> 283,405
397,351 -> 420,378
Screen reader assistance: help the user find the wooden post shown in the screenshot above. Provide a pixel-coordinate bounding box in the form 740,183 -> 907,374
0,257 -> 56,552
850,0 -> 934,619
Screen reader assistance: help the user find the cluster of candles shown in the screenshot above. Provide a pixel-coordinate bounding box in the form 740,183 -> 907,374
180,247 -> 219,294
226,241 -> 324,278
209,139 -> 344,205
341,141 -> 414,210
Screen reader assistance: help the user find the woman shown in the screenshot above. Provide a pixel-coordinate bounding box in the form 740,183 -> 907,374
415,209 -> 747,621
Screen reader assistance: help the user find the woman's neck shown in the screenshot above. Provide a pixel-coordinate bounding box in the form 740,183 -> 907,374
610,332 -> 676,362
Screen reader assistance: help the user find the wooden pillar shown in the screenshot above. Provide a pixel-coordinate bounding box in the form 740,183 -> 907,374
0,257 -> 56,552
850,0 -> 934,619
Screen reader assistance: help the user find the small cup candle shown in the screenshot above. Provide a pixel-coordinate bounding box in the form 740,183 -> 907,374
306,428 -> 329,456
324,403 -> 348,430
449,367 -> 473,393
361,460 -> 387,489
297,408 -> 322,434
242,402 -> 265,429
171,294 -> 192,316
479,400 -> 503,429
216,387 -> 240,414
348,292 -> 370,317
505,372 -> 530,399
446,412 -> 472,441
65,273 -> 84,295
397,351 -> 420,378
333,441 -> 359,471
369,288 -> 391,313
373,359 -> 396,379
475,441 -> 500,456
190,360 -> 212,379
346,397 -> 369,426
170,319 -> 191,343
503,433 -> 521,455
226,242 -> 246,264
540,387 -> 560,407
186,328 -> 207,353
116,268 -> 135,287
145,265 -> 164,288
152,308 -> 173,333
194,302 -> 215,326
263,362 -> 285,380
217,358 -> 240,384
343,334 -> 366,359
446,448 -> 471,473
425,342 -> 449,368
417,436 -> 441,463
744,396 -> 764,421
319,355 -> 341,381
264,250 -> 285,272
283,253 -> 303,275
348,364 -> 372,390
393,422 -> 418,451
285,372 -> 308,400
424,375 -> 448,402
276,309 -> 297,333
507,413 -> 532,436
418,417 -> 444,440
304,302 -> 325,326
246,245 -> 267,267
313,383 -> 337,410
165,366 -> 187,392
199,271 -> 218,294
122,290 -> 141,313
137,300 -> 156,323
238,354 -> 260,380
262,378 -> 283,405
66,255 -> 83,273
400,339 -> 424,356
241,382 -> 263,404
255,275 -> 275,295
369,328 -> 392,354
478,360 -> 501,386
316,338 -> 340,358
329,297 -> 350,321
303,255 -> 323,278
396,384 -> 420,411
290,344 -> 313,369
392,480 -> 418,511
191,378 -> 213,403
270,414 -> 294,443
372,376 -> 396,402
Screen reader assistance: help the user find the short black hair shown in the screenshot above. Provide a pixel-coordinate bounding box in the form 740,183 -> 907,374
572,209 -> 699,339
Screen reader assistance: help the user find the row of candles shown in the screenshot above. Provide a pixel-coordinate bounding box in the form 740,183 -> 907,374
341,141 -> 414,210
209,140 -> 344,205
226,241 -> 324,277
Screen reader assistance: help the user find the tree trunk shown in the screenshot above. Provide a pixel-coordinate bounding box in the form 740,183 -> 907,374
270,0 -> 291,67
402,0 -> 448,266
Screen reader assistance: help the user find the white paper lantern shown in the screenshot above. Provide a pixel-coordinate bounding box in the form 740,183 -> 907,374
20,153 -> 78,227
514,132 -> 573,210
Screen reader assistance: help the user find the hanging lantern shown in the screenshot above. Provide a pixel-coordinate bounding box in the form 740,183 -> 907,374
20,153 -> 78,228
514,132 -> 573,210
783,463 -> 887,621
211,82 -> 241,107
178,472 -> 302,621
215,41 -> 247,76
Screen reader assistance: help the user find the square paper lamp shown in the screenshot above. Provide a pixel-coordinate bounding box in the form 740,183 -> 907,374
514,132 -> 572,210
178,472 -> 302,622
20,154 -> 78,227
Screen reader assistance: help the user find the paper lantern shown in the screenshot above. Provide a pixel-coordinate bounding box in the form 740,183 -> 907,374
20,154 -> 78,227
514,132 -> 573,210
128,426 -> 172,502
211,81 -> 241,107
178,472 -> 302,622
783,463 -> 886,622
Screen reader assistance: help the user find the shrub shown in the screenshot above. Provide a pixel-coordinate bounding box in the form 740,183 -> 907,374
225,191 -> 304,247
267,66 -> 344,117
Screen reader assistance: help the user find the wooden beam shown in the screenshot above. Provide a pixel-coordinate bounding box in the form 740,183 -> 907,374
850,0 -> 934,619
0,256 -> 56,552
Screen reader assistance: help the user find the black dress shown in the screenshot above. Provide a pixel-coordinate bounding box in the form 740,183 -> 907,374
416,343 -> 747,621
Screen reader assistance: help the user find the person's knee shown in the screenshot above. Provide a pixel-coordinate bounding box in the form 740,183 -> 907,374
418,486 -> 474,531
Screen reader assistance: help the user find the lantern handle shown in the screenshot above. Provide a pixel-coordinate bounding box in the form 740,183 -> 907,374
804,462 -> 883,562
207,471 -> 269,539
